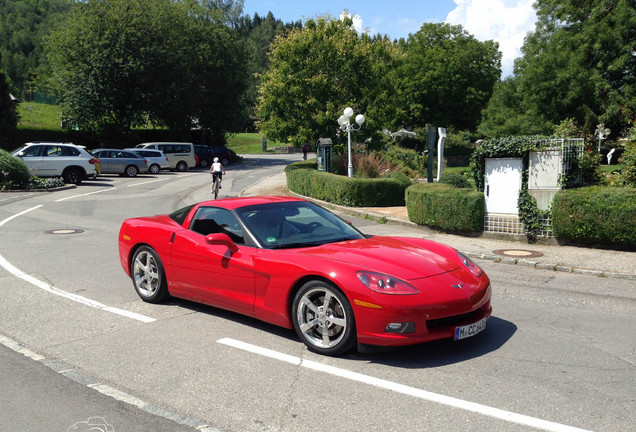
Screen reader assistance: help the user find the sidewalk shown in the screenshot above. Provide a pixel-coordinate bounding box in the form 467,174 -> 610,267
241,171 -> 636,281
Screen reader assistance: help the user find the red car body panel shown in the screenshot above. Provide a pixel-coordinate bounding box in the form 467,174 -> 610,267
119,196 -> 491,347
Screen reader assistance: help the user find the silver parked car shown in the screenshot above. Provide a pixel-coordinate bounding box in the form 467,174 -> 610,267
91,149 -> 149,177
125,148 -> 169,174
12,142 -> 98,185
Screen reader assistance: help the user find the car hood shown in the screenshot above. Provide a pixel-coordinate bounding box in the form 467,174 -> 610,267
301,236 -> 460,280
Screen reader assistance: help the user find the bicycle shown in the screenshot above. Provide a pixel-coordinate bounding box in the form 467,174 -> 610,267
212,176 -> 220,200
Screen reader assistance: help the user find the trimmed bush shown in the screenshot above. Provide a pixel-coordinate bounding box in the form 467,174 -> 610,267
0,149 -> 30,184
405,183 -> 484,232
552,187 -> 636,248
285,160 -> 410,206
439,172 -> 471,188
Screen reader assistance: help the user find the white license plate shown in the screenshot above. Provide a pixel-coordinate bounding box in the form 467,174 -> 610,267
454,317 -> 487,341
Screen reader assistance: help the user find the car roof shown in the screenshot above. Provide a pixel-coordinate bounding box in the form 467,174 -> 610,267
24,142 -> 77,146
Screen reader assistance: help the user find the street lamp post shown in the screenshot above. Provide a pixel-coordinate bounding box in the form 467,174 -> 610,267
595,123 -> 611,152
338,107 -> 365,178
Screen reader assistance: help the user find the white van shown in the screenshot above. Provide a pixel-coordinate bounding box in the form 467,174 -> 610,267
137,142 -> 195,171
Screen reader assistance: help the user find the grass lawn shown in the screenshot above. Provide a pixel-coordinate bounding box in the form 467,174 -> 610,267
226,132 -> 290,154
16,102 -> 62,130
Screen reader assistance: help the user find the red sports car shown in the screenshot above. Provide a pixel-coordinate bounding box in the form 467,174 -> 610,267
118,196 -> 491,356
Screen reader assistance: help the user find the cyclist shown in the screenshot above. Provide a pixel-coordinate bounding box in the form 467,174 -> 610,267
209,157 -> 226,193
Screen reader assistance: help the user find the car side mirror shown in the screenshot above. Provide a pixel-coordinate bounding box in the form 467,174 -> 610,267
16,151 -> 25,157
206,233 -> 239,254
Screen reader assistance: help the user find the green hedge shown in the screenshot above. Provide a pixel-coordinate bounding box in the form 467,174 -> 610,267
285,160 -> 410,206
405,183 -> 484,232
552,187 -> 636,248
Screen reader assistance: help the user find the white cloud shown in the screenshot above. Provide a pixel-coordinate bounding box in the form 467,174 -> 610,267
339,11 -> 364,34
446,0 -> 537,77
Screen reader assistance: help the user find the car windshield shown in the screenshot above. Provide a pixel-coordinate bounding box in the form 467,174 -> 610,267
235,201 -> 365,249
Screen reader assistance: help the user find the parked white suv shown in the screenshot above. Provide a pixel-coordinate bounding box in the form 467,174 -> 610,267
12,142 -> 98,185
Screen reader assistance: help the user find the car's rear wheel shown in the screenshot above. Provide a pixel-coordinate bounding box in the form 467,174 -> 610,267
176,161 -> 187,171
149,164 -> 161,174
125,165 -> 139,177
292,281 -> 356,356
199,158 -> 209,168
221,157 -> 229,166
62,167 -> 84,185
131,246 -> 169,303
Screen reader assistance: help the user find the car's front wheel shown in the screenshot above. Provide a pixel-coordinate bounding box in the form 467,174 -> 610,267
292,281 -> 356,356
125,165 -> 139,177
62,167 -> 84,185
131,246 -> 169,303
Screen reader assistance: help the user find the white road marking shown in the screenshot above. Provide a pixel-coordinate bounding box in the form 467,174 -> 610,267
0,334 -> 219,432
0,205 -> 43,227
55,187 -> 114,202
217,338 -> 593,432
0,205 -> 155,323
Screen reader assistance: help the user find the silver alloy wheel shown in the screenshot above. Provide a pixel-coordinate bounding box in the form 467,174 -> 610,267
296,287 -> 348,350
133,250 -> 160,298
126,165 -> 138,177
149,164 -> 160,174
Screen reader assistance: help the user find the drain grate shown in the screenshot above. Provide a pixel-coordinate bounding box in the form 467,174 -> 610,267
45,229 -> 85,235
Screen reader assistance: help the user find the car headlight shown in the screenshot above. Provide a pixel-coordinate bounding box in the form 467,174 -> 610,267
356,271 -> 419,295
457,251 -> 483,276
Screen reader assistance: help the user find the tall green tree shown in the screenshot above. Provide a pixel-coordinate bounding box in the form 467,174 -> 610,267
45,0 -> 245,139
399,23 -> 501,131
0,0 -> 72,97
482,0 -> 635,138
238,12 -> 300,131
0,70 -> 18,149
257,16 -> 401,148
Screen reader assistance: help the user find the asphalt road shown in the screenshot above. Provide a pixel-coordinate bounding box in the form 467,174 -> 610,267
0,154 -> 634,432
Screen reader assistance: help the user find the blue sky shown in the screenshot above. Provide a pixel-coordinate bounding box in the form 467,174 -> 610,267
241,0 -> 539,77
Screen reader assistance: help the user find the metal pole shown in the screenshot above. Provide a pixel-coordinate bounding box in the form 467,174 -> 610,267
347,123 -> 353,178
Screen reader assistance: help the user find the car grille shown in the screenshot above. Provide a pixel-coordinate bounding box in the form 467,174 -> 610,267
426,306 -> 487,330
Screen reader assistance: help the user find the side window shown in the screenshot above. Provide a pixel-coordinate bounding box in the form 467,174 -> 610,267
190,207 -> 245,245
62,146 -> 80,156
46,146 -> 64,157
22,145 -> 44,157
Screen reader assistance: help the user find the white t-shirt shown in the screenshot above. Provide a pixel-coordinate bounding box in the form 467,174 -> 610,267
211,162 -> 223,173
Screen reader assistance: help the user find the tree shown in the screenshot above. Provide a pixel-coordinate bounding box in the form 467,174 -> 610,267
478,76 -> 551,137
45,0 -> 245,139
398,23 -> 501,131
238,12 -> 300,130
0,0 -> 72,97
257,16 -> 401,149
483,0 -> 636,138
0,70 -> 18,149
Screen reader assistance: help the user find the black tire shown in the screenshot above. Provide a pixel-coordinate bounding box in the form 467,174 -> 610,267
292,280 -> 356,356
125,165 -> 139,177
130,246 -> 169,303
62,167 -> 84,185
199,159 -> 209,168
149,164 -> 161,174
176,161 -> 187,172
221,157 -> 229,166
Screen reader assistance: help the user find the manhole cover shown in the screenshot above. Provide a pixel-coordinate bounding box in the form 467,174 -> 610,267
493,249 -> 544,258
45,229 -> 85,235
